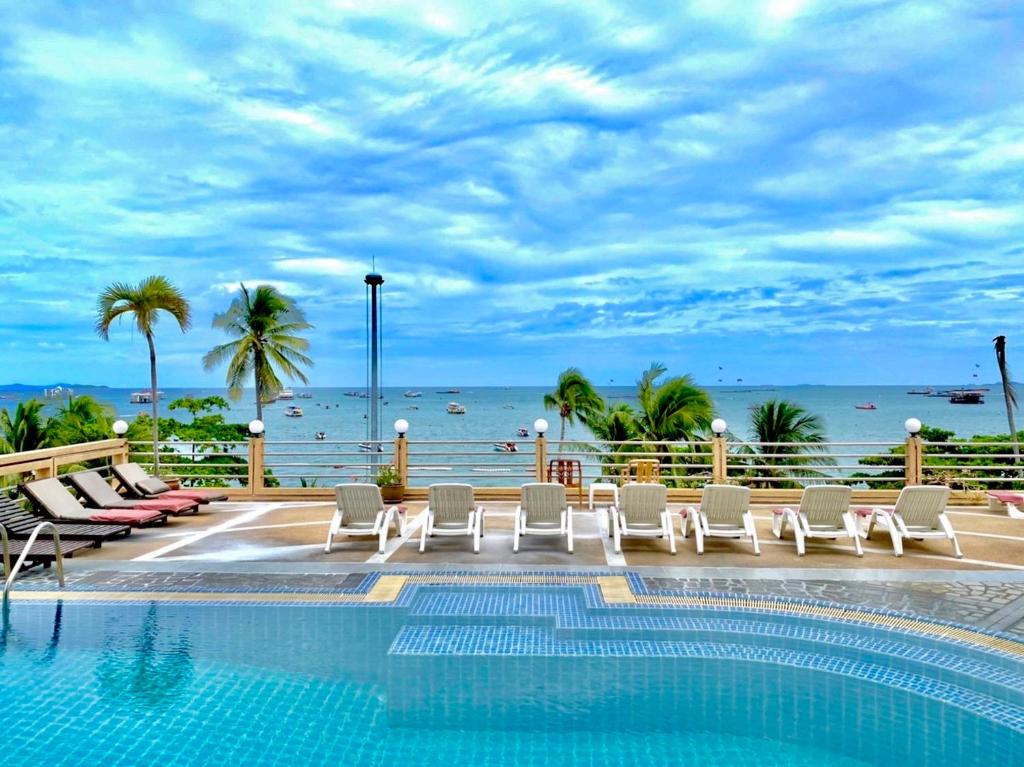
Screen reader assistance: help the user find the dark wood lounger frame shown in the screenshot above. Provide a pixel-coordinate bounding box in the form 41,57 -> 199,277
1,497 -> 133,543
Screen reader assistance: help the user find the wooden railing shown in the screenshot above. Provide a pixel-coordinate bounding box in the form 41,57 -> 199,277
0,433 -> 1015,504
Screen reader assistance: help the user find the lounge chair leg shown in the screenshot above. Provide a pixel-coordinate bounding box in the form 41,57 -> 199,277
473,511 -> 481,554
744,512 -> 760,556
794,523 -> 805,557
772,511 -> 786,539
612,511 -> 622,554
665,512 -> 676,554
939,514 -> 963,559
566,508 -> 574,554
694,517 -> 704,555
844,513 -> 863,557
324,513 -> 340,553
888,524 -> 903,557
419,511 -> 429,553
513,508 -> 521,553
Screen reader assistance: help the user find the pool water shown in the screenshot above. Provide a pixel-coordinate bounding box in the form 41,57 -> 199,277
0,588 -> 1021,766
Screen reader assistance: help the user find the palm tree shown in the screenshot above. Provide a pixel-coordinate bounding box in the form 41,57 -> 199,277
96,276 -> 192,472
745,399 -> 831,487
202,284 -> 313,423
543,367 -> 604,447
993,335 -> 1019,466
632,363 -> 713,443
0,399 -> 49,453
47,394 -> 113,446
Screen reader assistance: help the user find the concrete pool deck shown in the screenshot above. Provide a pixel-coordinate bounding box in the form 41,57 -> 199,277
50,499 -> 1024,571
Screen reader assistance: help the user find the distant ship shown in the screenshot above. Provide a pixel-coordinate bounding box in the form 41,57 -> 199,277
277,389 -> 295,400
404,391 -> 422,398
130,390 -> 163,404
447,402 -> 466,415
854,402 -> 877,410
437,388 -> 461,394
284,405 -> 303,417
43,385 -> 74,398
906,387 -> 934,395
949,390 -> 984,405
298,392 -> 313,399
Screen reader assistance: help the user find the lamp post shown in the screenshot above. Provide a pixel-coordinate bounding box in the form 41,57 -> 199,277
711,418 -> 728,483
393,419 -> 409,486
365,272 -> 384,472
904,417 -> 922,486
533,418 -> 549,481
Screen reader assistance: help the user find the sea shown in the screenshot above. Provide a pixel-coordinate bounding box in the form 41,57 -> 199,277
6,384 -> 1013,444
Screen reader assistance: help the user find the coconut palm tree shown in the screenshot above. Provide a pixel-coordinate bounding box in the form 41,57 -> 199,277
744,399 -> 831,487
96,276 -> 192,472
202,284 -> 313,424
632,363 -> 713,443
0,399 -> 49,453
543,367 -> 604,447
47,394 -> 114,446
993,335 -> 1019,466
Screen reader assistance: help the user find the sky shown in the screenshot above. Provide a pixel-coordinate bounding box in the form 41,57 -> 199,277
1,0 -> 1023,388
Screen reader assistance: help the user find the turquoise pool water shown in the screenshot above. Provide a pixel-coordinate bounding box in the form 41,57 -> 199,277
0,591 -> 1021,766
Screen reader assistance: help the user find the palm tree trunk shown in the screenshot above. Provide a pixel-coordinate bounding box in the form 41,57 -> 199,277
994,336 -> 1020,469
559,416 -> 567,456
146,331 -> 160,473
254,354 -> 264,423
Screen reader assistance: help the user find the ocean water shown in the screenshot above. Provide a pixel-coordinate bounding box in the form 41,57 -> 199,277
0,595 -> 1020,766
6,384 -> 1014,444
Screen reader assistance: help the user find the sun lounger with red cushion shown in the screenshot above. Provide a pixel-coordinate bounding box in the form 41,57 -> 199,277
68,470 -> 199,515
111,462 -> 229,503
22,478 -> 167,527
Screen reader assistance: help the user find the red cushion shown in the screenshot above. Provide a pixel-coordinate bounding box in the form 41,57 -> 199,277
988,492 -> 1024,504
128,497 -> 197,513
770,507 -> 788,516
88,510 -> 163,526
161,490 -> 224,502
854,506 -> 888,518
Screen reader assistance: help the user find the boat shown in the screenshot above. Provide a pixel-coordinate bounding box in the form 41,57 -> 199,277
404,391 -> 422,398
447,402 -> 466,415
130,390 -> 163,404
906,387 -> 934,395
314,431 -> 327,440
517,427 -> 529,437
277,389 -> 295,400
298,392 -> 313,399
284,406 -> 303,417
436,388 -> 461,394
43,385 -> 73,398
949,390 -> 985,405
493,442 -> 518,452
503,404 -> 515,410
854,403 -> 877,410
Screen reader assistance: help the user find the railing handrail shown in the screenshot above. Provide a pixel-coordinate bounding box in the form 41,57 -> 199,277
3,522 -> 64,608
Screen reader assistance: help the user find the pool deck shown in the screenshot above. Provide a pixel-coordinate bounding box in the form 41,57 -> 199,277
46,499 -> 1024,570
11,500 -> 1024,639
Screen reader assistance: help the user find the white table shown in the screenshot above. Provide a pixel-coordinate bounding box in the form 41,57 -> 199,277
588,482 -> 620,510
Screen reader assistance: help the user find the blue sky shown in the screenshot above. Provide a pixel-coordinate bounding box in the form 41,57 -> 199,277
1,1 -> 1023,387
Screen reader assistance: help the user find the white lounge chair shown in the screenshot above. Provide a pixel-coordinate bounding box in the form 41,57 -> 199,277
420,483 -> 484,554
685,484 -> 759,556
514,483 -> 573,553
862,485 -> 963,558
325,483 -> 402,554
611,482 -> 676,554
772,485 -> 862,557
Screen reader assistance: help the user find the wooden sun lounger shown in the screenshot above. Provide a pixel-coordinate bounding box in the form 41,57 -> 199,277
0,497 -> 132,544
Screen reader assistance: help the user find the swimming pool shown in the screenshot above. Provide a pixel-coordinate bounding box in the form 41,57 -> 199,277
1,577 -> 1021,766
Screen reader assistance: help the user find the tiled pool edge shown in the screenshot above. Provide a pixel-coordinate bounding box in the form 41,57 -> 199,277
11,569 -> 1024,658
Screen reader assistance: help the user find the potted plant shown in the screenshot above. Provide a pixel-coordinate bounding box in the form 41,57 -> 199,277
375,463 -> 404,503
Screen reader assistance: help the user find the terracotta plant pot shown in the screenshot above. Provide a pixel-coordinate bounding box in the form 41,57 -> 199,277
379,484 -> 404,503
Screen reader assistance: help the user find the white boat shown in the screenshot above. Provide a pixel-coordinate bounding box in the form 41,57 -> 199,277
404,391 -> 422,398
278,389 -> 295,400
447,402 -> 466,415
284,405 -> 303,417
130,390 -> 163,404
517,427 -> 529,437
